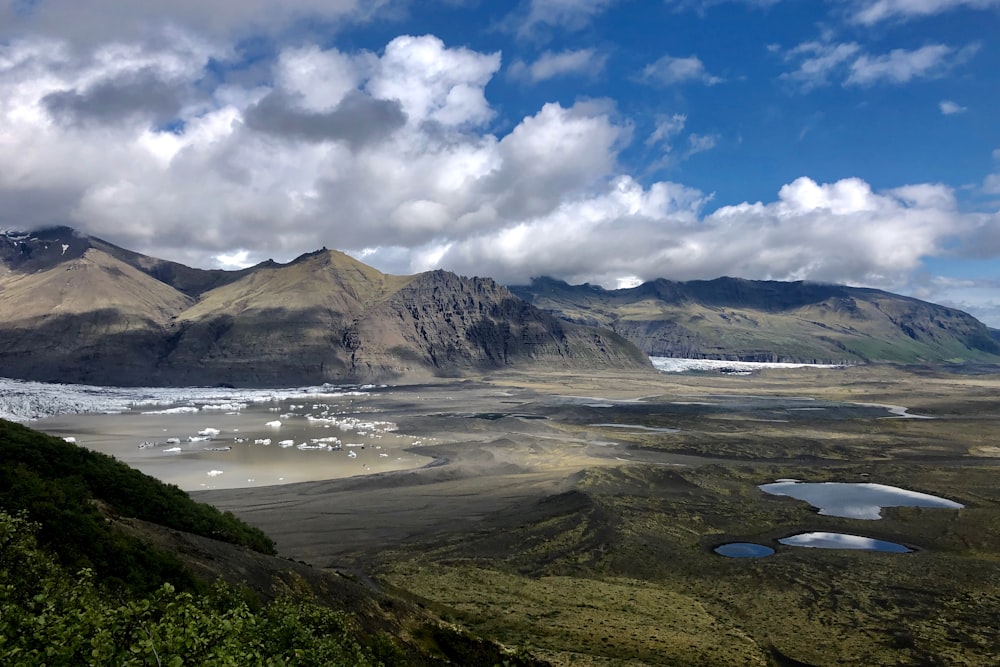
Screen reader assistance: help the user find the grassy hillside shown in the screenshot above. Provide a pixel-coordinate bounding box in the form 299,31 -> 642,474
511,277 -> 1000,364
0,418 -> 274,591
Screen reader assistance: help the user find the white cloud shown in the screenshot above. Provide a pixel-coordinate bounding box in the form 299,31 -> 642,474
781,40 -> 976,89
0,0 -> 392,45
639,54 -> 722,86
685,133 -> 718,157
215,249 -> 253,269
516,0 -> 619,33
508,48 -> 607,82
383,174 -> 974,292
646,114 -> 687,150
852,0 -> 1000,25
367,35 -> 500,128
1,28 -> 996,307
846,44 -> 961,86
939,99 -> 967,115
780,41 -> 861,89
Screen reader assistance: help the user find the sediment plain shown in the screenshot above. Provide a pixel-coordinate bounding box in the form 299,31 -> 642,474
197,364 -> 1000,666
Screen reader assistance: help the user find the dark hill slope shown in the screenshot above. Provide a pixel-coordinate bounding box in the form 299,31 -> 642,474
0,228 -> 649,386
510,276 -> 1000,364
0,418 -> 548,666
0,418 -> 274,591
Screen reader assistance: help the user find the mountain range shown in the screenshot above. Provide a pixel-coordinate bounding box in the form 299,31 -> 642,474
0,227 -> 646,386
510,276 -> 1000,365
2,226 -> 997,387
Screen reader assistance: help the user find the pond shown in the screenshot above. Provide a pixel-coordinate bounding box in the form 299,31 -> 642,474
759,480 -> 964,519
713,542 -> 775,558
779,532 -> 911,553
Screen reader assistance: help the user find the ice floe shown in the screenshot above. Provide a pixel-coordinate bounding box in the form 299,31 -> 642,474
651,357 -> 844,373
0,376 -> 372,422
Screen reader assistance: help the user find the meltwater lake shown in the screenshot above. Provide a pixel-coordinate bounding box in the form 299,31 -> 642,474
13,383 -> 433,491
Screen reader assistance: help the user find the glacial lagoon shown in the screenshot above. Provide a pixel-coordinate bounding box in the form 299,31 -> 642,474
28,387 -> 433,491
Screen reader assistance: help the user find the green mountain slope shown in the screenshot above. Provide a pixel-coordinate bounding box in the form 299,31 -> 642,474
510,276 -> 1000,364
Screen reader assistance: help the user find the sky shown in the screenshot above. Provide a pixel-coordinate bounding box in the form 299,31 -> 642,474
1,1 -> 999,326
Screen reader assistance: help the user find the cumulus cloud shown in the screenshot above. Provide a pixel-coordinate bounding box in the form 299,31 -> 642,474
394,175 -> 973,292
508,48 -> 607,82
781,39 -> 976,89
0,26 -> 996,312
243,91 -> 406,148
639,54 -> 722,86
851,0 -> 1000,25
0,0 -> 391,45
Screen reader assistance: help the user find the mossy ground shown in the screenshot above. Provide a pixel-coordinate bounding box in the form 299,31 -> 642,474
367,366 -> 1000,666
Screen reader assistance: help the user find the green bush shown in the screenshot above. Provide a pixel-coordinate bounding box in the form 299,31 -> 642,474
0,419 -> 274,591
0,511 -> 406,666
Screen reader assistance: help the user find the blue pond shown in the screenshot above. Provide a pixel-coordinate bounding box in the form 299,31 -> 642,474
714,542 -> 775,558
778,532 -> 911,553
758,481 -> 963,520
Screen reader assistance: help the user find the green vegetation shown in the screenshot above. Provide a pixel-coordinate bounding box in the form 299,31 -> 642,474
0,511 -> 406,666
0,418 -> 273,591
511,276 -> 1000,364
362,367 -> 1000,665
0,418 -> 550,666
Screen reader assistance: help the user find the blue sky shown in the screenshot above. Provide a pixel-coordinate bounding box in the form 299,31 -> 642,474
1,0 -> 998,325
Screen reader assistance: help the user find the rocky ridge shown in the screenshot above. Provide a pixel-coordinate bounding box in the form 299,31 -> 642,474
0,228 -> 648,386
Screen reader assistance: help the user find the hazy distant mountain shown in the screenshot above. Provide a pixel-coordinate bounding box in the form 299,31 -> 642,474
0,228 -> 648,386
510,276 -> 1000,365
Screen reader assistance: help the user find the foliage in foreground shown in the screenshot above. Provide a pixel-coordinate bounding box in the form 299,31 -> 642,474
0,511 -> 407,666
0,418 -> 274,591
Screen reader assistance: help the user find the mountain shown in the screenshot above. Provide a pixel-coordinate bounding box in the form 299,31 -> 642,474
0,228 -> 648,386
510,276 -> 1000,365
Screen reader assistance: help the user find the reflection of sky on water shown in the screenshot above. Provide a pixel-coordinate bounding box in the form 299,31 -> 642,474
714,542 -> 775,558
759,481 -> 963,520
34,399 -> 431,491
779,532 -> 911,553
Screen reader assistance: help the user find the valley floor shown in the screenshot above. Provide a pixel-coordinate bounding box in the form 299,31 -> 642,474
196,365 -> 1000,666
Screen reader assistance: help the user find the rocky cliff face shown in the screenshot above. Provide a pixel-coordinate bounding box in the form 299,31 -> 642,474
0,229 -> 649,386
511,276 -> 1000,365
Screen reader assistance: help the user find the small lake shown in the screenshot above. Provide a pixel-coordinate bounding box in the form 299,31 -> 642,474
759,481 -> 964,520
779,532 -> 911,553
714,542 -> 775,558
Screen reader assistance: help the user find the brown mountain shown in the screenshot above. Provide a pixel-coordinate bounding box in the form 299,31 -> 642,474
0,228 -> 649,386
510,276 -> 1000,365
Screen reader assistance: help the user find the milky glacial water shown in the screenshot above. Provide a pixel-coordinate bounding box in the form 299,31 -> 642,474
33,397 -> 432,492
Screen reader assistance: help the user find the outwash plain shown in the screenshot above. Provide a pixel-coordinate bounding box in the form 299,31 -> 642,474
198,363 -> 1000,666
